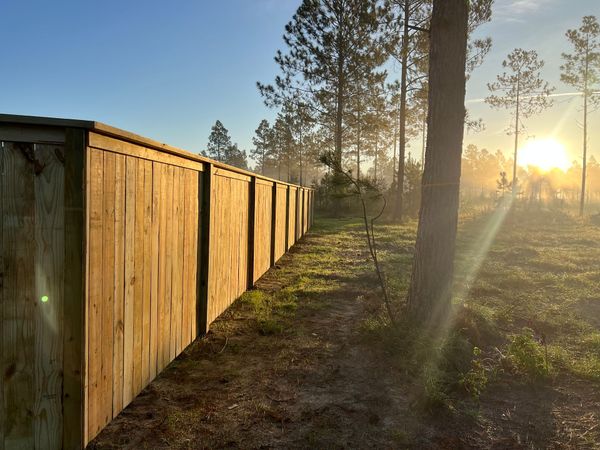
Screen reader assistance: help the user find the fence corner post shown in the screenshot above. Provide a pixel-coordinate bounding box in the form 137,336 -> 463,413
197,162 -> 212,336
247,176 -> 257,288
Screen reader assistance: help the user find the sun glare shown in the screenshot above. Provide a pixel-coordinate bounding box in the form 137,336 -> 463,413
518,138 -> 571,172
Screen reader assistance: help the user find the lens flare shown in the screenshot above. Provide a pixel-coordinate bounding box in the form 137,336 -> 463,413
518,138 -> 571,172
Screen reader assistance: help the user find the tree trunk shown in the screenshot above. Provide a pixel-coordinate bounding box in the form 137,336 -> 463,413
512,77 -> 520,197
406,0 -> 469,326
580,52 -> 589,216
393,0 -> 410,222
374,132 -> 379,181
392,115 -> 398,188
335,56 -> 345,166
357,107 -> 362,181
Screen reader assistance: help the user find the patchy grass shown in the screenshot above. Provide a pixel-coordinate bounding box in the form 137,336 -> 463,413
91,208 -> 600,450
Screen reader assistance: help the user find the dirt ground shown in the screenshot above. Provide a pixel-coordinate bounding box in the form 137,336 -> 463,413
90,218 -> 600,449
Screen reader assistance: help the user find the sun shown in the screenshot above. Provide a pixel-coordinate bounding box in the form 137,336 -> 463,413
518,138 -> 571,172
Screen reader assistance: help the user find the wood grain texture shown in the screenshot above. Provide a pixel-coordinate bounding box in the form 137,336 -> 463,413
163,165 -> 174,367
32,144 -> 65,449
253,182 -> 272,283
112,154 -> 125,417
100,151 -> 115,429
171,168 -> 183,358
87,148 -> 103,439
132,160 -> 144,396
149,162 -> 160,380
157,163 -> 168,371
63,129 -> 85,450
274,185 -> 288,261
141,160 -> 152,387
2,123 -> 311,449
295,189 -> 302,241
288,187 -> 297,248
88,133 -> 204,173
122,157 -> 136,408
1,144 -> 35,449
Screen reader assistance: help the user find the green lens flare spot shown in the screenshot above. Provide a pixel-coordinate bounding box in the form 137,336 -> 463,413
41,295 -> 49,303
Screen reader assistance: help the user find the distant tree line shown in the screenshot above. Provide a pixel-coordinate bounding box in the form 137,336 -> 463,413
255,0 -> 493,216
205,2 -> 598,219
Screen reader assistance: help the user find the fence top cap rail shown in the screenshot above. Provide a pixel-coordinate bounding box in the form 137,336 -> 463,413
0,113 -> 313,190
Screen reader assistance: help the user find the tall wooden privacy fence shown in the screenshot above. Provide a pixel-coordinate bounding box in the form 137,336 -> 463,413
0,114 -> 314,449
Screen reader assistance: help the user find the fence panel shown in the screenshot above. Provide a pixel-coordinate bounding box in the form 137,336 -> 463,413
0,116 -> 315,449
86,134 -> 202,441
253,180 -> 273,283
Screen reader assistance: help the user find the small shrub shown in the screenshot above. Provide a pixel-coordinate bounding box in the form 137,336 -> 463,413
506,327 -> 550,380
459,347 -> 488,399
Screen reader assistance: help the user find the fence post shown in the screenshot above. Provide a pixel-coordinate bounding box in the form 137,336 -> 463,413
197,162 -> 212,336
247,176 -> 256,287
285,186 -> 290,251
63,127 -> 86,450
270,182 -> 277,266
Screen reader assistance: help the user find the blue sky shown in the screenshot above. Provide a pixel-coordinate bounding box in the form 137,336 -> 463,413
1,0 -> 599,166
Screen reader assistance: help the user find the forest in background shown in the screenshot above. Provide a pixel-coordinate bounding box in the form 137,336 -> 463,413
198,1 -> 599,218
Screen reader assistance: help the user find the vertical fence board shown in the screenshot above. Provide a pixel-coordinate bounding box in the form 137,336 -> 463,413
63,129 -> 85,450
112,154 -> 125,417
288,187 -> 297,248
122,157 -> 136,407
87,148 -> 103,439
274,185 -> 287,261
2,144 -> 36,450
253,183 -> 272,283
100,152 -> 115,429
157,164 -> 168,371
149,163 -> 160,380
132,162 -> 145,396
141,161 -> 152,387
163,166 -> 174,365
173,169 -> 184,356
31,144 -> 65,449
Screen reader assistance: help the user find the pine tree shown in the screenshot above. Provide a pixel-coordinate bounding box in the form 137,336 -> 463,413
251,119 -> 274,175
561,15 -> 600,216
486,49 -> 554,196
272,115 -> 295,181
388,0 -> 492,221
223,143 -> 249,170
205,120 -> 232,161
258,0 -> 390,168
406,0 -> 469,325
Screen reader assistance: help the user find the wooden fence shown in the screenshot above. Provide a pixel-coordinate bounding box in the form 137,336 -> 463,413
0,114 -> 313,449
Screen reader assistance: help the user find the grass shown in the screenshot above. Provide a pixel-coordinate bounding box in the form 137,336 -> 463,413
246,207 -> 600,410
92,205 -> 600,449
322,207 -> 600,411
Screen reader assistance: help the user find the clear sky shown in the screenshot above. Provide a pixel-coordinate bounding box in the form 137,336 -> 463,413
1,0 -> 599,166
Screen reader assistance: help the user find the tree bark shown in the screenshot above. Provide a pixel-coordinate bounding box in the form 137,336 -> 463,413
512,76 -> 520,197
407,0 -> 469,326
580,46 -> 589,216
393,0 -> 410,222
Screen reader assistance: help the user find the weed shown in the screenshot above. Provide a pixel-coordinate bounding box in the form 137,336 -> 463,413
258,318 -> 284,335
459,347 -> 488,399
505,327 -> 551,380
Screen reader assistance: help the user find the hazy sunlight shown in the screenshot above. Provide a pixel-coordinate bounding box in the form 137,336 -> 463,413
518,138 -> 571,172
